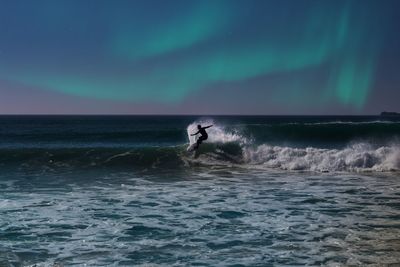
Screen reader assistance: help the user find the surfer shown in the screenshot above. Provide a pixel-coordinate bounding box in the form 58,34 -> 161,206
191,124 -> 213,150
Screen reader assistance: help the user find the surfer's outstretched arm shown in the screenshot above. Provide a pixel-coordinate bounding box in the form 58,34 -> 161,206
203,125 -> 213,129
191,131 -> 199,136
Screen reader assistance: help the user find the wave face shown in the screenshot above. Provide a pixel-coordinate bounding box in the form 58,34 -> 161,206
0,115 -> 399,172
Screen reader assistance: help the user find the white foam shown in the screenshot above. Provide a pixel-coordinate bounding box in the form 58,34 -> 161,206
187,119 -> 247,145
243,143 -> 400,172
186,120 -> 400,173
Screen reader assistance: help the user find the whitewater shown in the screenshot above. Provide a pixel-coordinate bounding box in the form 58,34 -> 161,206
186,119 -> 399,173
0,115 -> 399,266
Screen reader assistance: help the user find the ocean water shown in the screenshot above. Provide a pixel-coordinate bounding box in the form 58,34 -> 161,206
0,115 -> 399,266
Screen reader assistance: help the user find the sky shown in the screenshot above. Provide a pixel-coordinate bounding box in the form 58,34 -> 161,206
0,0 -> 399,115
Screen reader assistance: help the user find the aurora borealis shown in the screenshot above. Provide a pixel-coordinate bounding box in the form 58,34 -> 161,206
0,0 -> 399,114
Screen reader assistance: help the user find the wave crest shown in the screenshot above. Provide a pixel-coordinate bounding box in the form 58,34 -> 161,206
187,119 -> 247,145
243,143 -> 400,172
184,120 -> 400,172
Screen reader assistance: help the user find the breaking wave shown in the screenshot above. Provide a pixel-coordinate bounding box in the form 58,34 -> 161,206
242,143 -> 400,172
0,119 -> 399,173
187,119 -> 248,145
185,119 -> 399,172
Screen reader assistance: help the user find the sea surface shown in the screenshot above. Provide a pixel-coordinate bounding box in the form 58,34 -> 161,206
0,115 -> 399,266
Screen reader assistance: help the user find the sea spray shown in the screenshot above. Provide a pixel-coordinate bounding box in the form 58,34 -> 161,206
242,143 -> 400,172
186,119 -> 247,145
185,120 -> 400,172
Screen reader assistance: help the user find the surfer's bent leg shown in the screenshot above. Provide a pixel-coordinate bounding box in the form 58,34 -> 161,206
195,136 -> 206,148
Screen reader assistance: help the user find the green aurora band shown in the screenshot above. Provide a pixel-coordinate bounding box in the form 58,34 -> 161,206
0,0 -> 388,109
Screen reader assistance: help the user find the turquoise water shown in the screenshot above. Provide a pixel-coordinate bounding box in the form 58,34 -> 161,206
0,116 -> 399,266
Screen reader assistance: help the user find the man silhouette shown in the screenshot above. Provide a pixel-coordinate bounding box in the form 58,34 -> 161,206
191,124 -> 213,149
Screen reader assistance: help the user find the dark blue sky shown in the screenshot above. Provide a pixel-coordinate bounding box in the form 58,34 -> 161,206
0,0 -> 399,114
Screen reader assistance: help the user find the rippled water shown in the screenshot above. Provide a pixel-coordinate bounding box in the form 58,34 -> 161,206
1,168 -> 399,266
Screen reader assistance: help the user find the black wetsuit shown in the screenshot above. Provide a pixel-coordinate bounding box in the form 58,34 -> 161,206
196,128 -> 208,147
192,125 -> 212,149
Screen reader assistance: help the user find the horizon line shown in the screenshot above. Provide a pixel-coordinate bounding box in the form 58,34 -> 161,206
0,113 -> 391,116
